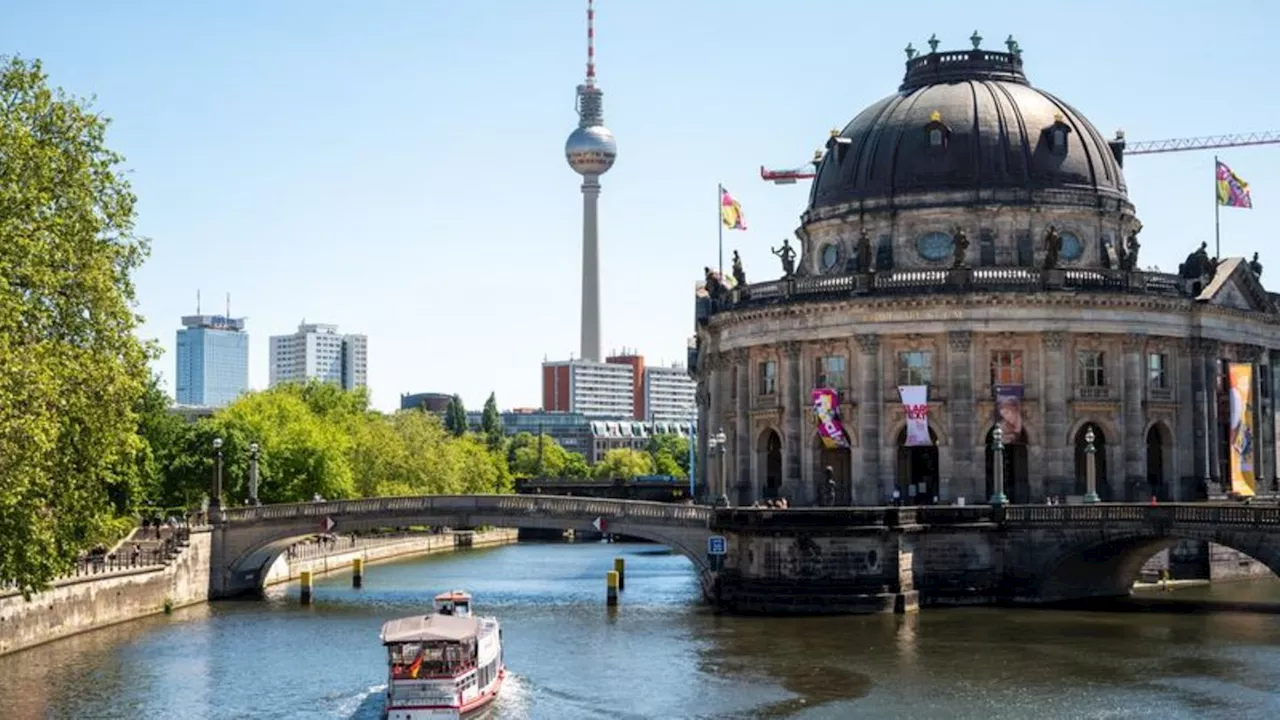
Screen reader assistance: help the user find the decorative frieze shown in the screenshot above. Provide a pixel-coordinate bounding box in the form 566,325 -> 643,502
856,334 -> 881,355
1042,331 -> 1065,350
947,330 -> 972,351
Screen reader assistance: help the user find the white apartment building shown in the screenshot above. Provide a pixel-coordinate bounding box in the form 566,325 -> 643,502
269,322 -> 368,391
542,359 -> 635,419
643,365 -> 697,423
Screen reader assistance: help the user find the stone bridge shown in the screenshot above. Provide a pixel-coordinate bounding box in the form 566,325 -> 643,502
209,497 -> 1280,614
209,495 -> 712,598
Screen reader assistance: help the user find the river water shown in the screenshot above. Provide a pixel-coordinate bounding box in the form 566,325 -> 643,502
3,542 -> 1280,719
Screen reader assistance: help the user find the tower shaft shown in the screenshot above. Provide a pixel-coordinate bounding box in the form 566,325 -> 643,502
580,176 -> 602,362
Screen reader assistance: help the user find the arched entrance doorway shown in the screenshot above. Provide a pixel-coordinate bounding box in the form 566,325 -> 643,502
1073,423 -> 1109,501
758,429 -> 783,500
1146,424 -> 1172,501
896,427 -> 939,504
815,435 -> 852,506
985,426 -> 1030,504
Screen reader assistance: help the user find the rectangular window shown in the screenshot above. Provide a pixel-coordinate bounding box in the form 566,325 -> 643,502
1016,231 -> 1034,267
897,351 -> 933,386
979,230 -> 996,266
876,235 -> 894,271
1148,353 -> 1168,390
990,351 -> 1023,386
815,356 -> 847,389
758,360 -> 777,395
1078,350 -> 1106,387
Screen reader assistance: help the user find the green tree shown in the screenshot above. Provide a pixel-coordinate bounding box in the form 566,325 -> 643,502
443,395 -> 468,437
593,448 -> 656,480
132,373 -> 188,508
0,57 -> 153,594
481,392 -> 503,448
563,451 -> 591,479
507,432 -> 569,478
647,434 -> 690,479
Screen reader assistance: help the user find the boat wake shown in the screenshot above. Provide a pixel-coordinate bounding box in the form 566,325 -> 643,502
338,683 -> 386,719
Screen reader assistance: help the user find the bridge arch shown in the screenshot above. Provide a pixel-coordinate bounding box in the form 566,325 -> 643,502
211,496 -> 714,598
1005,505 -> 1280,604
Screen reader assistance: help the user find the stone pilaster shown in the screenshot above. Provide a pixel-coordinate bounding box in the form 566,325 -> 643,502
856,334 -> 882,503
1190,338 -> 1220,495
1037,332 -> 1067,497
782,341 -> 804,503
704,352 -> 724,503
946,330 -> 976,501
733,348 -> 751,505
1173,340 -> 1197,501
1122,333 -> 1146,500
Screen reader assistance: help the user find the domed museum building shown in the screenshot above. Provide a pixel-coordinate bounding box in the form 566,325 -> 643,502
693,38 -> 1279,507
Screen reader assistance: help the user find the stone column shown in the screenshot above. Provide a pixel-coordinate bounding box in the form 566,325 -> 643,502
703,352 -> 723,503
733,348 -> 751,505
782,341 -> 804,503
1205,341 -> 1222,493
1040,332 -> 1068,497
1173,343 -> 1197,501
946,331 -> 976,501
1122,333 -> 1146,501
856,334 -> 882,503
695,368 -> 712,501
1190,339 -> 1220,496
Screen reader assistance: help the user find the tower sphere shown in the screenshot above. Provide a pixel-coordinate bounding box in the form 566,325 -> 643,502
565,125 -> 617,176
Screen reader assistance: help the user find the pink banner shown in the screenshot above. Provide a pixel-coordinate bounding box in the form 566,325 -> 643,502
811,388 -> 850,449
898,385 -> 931,446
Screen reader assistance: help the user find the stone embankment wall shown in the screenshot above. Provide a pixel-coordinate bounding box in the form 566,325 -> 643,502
0,529 -> 212,657
261,529 -> 518,586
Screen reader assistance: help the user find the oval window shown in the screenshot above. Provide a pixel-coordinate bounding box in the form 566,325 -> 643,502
916,232 -> 954,261
1060,232 -> 1083,261
820,244 -> 839,271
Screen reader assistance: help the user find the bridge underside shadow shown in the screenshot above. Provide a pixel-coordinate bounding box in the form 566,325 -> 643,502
1010,532 -> 1280,606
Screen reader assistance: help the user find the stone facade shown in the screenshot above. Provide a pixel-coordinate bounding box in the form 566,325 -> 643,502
696,282 -> 1280,507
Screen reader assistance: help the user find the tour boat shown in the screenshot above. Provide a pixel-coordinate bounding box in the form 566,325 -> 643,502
380,590 -> 505,719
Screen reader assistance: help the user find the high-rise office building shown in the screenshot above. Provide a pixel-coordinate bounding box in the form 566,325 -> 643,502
541,351 -> 696,422
269,323 -> 368,390
175,314 -> 249,407
643,364 -> 697,423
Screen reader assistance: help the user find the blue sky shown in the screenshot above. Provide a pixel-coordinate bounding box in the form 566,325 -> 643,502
3,1 -> 1278,412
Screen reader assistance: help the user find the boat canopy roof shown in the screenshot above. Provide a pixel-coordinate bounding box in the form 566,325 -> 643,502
381,614 -> 479,645
434,590 -> 472,603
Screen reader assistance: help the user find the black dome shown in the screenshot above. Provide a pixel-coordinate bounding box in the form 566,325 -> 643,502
808,48 -> 1127,213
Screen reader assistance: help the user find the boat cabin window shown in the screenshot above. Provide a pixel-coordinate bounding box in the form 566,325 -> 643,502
388,641 -> 476,679
434,597 -> 471,617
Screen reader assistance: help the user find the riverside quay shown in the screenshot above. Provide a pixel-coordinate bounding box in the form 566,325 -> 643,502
691,41 -> 1278,509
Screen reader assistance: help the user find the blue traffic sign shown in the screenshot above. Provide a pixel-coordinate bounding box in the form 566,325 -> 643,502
707,535 -> 727,555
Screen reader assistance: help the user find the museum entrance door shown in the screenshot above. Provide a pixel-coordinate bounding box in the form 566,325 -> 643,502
817,436 -> 852,506
896,427 -> 939,504
984,426 -> 1030,504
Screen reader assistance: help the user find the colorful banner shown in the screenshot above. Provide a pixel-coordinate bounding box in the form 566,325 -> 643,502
993,385 -> 1024,443
811,388 -> 850,450
1228,363 -> 1256,496
898,385 -> 931,446
1216,160 -> 1253,209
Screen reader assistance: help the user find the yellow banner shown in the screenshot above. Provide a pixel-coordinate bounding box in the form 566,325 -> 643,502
1228,363 -> 1256,496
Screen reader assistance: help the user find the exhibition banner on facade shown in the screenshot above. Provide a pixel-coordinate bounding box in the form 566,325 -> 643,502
993,385 -> 1024,443
898,385 -> 931,446
811,388 -> 850,449
1228,362 -> 1256,496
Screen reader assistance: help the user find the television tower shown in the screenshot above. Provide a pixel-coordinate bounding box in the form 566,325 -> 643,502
564,0 -> 617,362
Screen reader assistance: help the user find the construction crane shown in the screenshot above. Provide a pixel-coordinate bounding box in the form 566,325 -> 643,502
759,130 -> 1280,184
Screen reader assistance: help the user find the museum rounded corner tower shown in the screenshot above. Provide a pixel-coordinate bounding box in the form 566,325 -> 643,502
692,40 -> 1279,508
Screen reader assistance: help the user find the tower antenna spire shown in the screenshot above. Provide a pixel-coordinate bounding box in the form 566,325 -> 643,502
585,0 -> 596,86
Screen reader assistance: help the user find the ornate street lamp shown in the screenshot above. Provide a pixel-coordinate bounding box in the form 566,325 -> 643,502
709,429 -> 729,507
989,425 -> 1008,506
1083,427 -> 1100,504
211,437 -> 224,512
248,442 -> 261,506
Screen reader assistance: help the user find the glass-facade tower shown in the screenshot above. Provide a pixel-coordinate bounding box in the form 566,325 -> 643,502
175,315 -> 249,407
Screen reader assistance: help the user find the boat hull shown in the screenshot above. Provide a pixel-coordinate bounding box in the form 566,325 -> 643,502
384,668 -> 505,720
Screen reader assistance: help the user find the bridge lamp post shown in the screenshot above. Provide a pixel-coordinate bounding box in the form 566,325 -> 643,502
1083,427 -> 1100,504
989,426 -> 1008,506
211,437 -> 224,512
709,428 -> 729,507
248,442 -> 261,506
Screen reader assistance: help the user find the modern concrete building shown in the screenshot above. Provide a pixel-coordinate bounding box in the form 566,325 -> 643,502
588,420 -> 692,464
693,40 -> 1280,508
269,323 -> 367,390
175,314 -> 249,407
644,364 -> 697,424
542,358 -> 635,419
463,408 -> 595,457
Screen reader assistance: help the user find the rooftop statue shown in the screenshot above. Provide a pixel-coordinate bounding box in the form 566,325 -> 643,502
732,250 -> 748,287
952,226 -> 969,268
1042,226 -> 1062,270
771,239 -> 797,278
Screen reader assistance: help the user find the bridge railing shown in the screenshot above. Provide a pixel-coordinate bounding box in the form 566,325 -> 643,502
1002,503 -> 1280,526
222,495 -> 712,527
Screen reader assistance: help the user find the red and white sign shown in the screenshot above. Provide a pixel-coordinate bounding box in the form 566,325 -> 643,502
592,517 -> 608,533
320,516 -> 336,533
898,385 -> 932,446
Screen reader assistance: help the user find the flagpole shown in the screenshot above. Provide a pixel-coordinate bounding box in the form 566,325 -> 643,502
717,182 -> 724,277
1214,155 -> 1221,260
